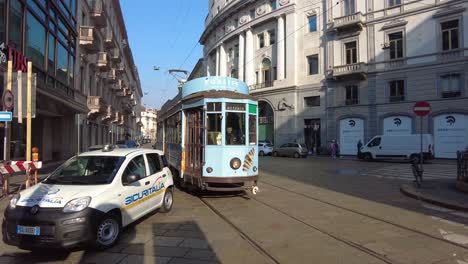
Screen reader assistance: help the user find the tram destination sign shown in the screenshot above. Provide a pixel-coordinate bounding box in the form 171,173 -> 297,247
226,103 -> 245,111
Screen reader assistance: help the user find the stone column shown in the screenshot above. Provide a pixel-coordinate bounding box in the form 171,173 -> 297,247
285,12 -> 296,82
238,32 -> 245,81
219,44 -> 227,76
276,15 -> 285,80
216,46 -> 220,76
245,28 -> 254,85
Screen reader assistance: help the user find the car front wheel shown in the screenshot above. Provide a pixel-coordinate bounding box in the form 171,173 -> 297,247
95,214 -> 121,249
259,151 -> 264,156
160,188 -> 173,213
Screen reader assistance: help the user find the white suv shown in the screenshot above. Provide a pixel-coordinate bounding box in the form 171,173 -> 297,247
3,146 -> 174,250
259,143 -> 273,156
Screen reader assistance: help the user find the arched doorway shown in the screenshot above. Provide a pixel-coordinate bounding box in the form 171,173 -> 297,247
258,100 -> 274,144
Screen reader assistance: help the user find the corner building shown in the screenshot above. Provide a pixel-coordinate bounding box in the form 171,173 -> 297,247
201,0 -> 468,158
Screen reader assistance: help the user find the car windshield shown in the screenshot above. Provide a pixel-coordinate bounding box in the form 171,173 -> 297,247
43,156 -> 125,185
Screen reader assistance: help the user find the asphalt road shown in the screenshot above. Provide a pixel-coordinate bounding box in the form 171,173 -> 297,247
1,155 -> 468,264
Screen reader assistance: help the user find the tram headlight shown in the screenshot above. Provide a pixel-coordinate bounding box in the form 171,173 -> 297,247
253,166 -> 257,172
230,158 -> 242,170
206,167 -> 213,173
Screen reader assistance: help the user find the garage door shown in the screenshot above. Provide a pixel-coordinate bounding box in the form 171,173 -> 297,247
434,114 -> 468,158
339,118 -> 364,156
384,116 -> 412,135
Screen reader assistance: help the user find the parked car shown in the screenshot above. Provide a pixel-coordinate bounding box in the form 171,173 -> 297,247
3,146 -> 174,250
273,143 -> 308,158
258,143 -> 273,156
359,134 -> 434,163
259,140 -> 273,145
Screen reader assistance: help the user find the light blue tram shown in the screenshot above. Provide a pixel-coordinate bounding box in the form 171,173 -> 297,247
156,77 -> 259,193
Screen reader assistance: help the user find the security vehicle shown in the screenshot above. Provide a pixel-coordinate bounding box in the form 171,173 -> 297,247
359,134 -> 434,163
156,76 -> 259,194
3,146 -> 174,249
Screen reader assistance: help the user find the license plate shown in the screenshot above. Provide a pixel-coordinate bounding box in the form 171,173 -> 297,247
17,225 -> 40,236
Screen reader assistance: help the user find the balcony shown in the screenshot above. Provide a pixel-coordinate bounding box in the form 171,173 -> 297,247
79,26 -> 99,53
96,52 -> 110,71
329,12 -> 364,32
329,63 -> 367,79
438,49 -> 464,61
248,80 -> 274,91
118,114 -> 125,126
112,111 -> 121,123
112,79 -> 123,90
104,29 -> 115,50
111,48 -> 121,63
87,96 -> 106,118
117,89 -> 126,97
116,63 -> 125,75
106,69 -> 117,84
89,0 -> 106,28
101,105 -> 114,122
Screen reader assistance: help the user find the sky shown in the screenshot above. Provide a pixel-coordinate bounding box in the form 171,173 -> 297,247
120,0 -> 207,109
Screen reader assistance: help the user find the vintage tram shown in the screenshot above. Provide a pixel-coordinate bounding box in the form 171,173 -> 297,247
156,76 -> 259,193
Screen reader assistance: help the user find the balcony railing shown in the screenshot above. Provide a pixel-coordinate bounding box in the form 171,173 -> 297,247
96,52 -> 109,71
249,80 -> 274,91
107,69 -> 117,84
438,49 -> 463,61
330,63 -> 367,79
87,96 -> 106,117
345,99 -> 359,105
111,48 -> 121,63
101,105 -> 114,122
389,95 -> 405,102
331,12 -> 364,31
104,28 -> 116,49
79,26 -> 99,53
89,0 -> 106,28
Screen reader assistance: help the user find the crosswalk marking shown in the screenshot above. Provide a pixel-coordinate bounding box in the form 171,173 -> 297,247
362,164 -> 456,181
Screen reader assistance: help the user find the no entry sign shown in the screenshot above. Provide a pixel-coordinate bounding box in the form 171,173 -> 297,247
413,101 -> 431,117
2,90 -> 14,111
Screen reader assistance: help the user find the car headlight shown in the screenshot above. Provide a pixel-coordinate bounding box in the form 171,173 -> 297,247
9,194 -> 20,209
63,197 -> 91,213
230,158 -> 242,170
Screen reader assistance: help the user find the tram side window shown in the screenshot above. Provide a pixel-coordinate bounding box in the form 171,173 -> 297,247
207,114 -> 222,145
226,112 -> 246,145
249,114 -> 256,145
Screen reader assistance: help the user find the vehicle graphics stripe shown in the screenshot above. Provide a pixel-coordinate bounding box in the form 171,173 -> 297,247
123,187 -> 166,210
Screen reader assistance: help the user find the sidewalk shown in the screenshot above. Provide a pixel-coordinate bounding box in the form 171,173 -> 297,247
400,179 -> 468,211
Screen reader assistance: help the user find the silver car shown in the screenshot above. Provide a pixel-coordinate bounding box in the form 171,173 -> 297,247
273,143 -> 308,158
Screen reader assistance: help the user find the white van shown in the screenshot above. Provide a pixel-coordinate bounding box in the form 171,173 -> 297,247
359,134 -> 434,162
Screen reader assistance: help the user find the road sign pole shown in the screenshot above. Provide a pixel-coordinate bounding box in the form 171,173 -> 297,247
26,62 -> 32,161
4,60 -> 12,161
420,116 -> 423,172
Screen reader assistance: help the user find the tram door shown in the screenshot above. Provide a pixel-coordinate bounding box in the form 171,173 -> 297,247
184,108 -> 204,183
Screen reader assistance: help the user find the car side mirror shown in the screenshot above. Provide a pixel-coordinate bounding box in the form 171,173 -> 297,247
125,174 -> 140,185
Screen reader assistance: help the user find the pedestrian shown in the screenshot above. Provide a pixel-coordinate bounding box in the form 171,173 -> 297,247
357,140 -> 363,158
331,140 -> 337,159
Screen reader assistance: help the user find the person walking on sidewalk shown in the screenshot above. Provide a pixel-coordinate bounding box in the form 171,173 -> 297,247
357,140 -> 363,159
331,140 -> 338,159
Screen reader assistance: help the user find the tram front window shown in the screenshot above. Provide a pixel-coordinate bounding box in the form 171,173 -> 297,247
226,112 -> 245,145
207,113 -> 222,145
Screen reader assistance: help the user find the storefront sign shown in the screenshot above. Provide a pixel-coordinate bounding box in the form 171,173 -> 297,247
0,43 -> 28,72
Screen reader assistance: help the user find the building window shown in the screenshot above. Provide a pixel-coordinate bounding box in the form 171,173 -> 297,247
258,33 -> 265,49
345,85 -> 358,105
307,55 -> 319,75
9,0 -> 23,50
345,41 -> 357,64
262,58 -> 272,83
26,12 -> 46,69
308,15 -> 317,32
388,32 -> 403,59
304,96 -> 320,107
0,0 -> 5,41
231,69 -> 238,78
388,0 -> 401,7
268,30 -> 275,45
344,0 -> 355,16
441,20 -> 459,51
440,73 -> 461,98
389,80 -> 405,102
48,33 -> 56,75
57,43 -> 68,84
270,0 -> 276,11
250,9 -> 255,20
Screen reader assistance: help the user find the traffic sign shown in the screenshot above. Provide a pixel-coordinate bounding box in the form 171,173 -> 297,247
2,90 -> 14,111
0,111 -> 12,122
413,101 -> 431,117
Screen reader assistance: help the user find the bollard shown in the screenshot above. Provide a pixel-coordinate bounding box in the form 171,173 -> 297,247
32,147 -> 39,185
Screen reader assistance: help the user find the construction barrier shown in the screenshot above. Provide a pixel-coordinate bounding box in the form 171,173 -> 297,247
0,161 -> 43,195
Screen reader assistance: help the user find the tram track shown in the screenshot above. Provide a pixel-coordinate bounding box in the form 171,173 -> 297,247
199,194 -> 396,264
259,179 -> 468,251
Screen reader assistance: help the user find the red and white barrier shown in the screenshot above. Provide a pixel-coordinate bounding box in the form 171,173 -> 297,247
0,161 -> 43,174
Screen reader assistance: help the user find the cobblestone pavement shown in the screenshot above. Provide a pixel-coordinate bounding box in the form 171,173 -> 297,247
1,156 -> 468,263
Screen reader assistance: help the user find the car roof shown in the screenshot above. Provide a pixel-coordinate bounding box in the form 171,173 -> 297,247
78,148 -> 164,157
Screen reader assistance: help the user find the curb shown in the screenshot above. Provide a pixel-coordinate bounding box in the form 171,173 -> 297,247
400,184 -> 468,212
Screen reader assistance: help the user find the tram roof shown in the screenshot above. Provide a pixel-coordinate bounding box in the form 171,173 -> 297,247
182,90 -> 257,103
